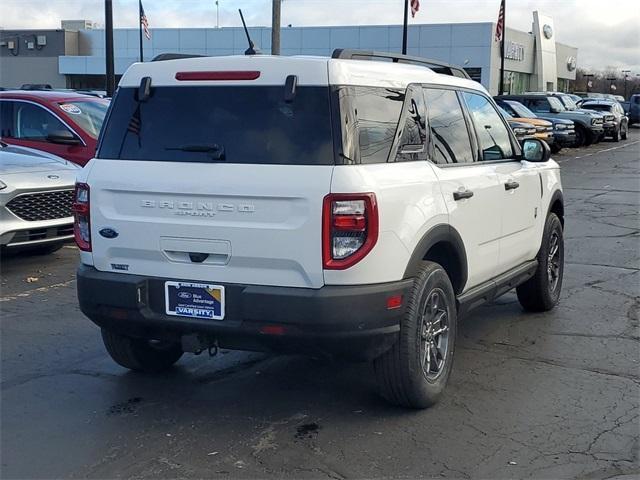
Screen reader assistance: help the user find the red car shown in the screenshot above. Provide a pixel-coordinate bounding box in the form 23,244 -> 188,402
0,91 -> 109,166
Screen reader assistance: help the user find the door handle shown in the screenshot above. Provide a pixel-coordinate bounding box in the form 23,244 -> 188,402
504,181 -> 520,191
453,189 -> 474,201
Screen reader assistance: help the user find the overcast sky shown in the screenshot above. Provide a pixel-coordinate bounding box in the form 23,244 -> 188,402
1,0 -> 638,71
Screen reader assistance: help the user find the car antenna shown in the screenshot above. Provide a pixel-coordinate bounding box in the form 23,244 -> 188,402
238,9 -> 260,55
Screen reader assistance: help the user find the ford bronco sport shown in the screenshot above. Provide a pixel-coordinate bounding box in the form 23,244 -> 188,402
76,51 -> 564,408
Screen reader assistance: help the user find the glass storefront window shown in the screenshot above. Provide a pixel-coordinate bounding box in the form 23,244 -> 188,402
502,71 -> 531,94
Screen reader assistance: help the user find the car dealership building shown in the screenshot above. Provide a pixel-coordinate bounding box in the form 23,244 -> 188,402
0,11 -> 577,95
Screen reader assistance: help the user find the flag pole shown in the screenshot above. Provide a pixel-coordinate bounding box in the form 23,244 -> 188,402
139,0 -> 144,62
401,0 -> 409,55
499,0 -> 506,94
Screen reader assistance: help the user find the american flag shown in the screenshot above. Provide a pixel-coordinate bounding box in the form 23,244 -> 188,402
495,0 -> 505,42
140,1 -> 151,40
410,0 -> 420,18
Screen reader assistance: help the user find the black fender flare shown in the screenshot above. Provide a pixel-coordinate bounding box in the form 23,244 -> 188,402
403,224 -> 468,294
547,189 -> 564,225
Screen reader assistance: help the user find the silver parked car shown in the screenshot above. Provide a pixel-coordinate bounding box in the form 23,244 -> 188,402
0,142 -> 79,254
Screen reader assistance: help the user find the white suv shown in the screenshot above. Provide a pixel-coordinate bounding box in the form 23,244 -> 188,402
75,52 -> 564,408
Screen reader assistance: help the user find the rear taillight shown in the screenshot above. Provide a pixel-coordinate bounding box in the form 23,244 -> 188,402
322,193 -> 378,270
72,182 -> 91,251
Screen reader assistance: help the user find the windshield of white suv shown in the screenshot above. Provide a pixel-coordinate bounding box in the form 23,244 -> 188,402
98,86 -> 334,165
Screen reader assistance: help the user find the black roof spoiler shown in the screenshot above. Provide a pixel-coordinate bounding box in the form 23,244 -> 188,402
331,49 -> 471,80
151,53 -> 207,62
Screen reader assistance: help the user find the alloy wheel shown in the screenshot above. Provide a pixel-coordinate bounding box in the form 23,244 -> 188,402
419,289 -> 450,381
547,232 -> 561,292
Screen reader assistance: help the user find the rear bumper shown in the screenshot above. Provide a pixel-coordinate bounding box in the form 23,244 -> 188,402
77,265 -> 413,361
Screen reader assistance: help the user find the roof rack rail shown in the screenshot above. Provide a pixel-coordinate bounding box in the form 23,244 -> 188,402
151,53 -> 207,62
331,49 -> 471,80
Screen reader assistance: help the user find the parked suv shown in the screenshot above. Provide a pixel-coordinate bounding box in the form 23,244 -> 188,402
628,94 -> 640,126
496,99 -> 575,153
579,99 -> 629,141
498,94 -> 604,147
76,53 -> 565,408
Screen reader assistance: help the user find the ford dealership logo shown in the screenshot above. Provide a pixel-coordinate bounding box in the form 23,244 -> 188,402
178,291 -> 192,299
543,24 -> 553,39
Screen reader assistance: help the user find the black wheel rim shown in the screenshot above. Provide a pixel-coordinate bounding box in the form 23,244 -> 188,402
419,288 -> 449,381
547,232 -> 561,292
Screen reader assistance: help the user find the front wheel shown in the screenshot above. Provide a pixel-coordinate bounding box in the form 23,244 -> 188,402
102,329 -> 183,373
517,213 -> 564,312
612,127 -> 621,142
374,262 -> 457,409
550,144 -> 562,154
574,125 -> 587,147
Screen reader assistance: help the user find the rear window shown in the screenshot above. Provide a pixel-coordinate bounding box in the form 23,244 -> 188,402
98,86 -> 334,165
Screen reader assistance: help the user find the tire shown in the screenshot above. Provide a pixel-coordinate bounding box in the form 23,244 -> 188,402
621,122 -> 628,140
574,125 -> 587,147
550,144 -> 562,154
612,126 -> 621,142
101,329 -> 183,373
516,213 -> 564,312
374,261 -> 457,409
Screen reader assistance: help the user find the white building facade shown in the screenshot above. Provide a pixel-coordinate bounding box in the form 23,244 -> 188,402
1,11 -> 577,94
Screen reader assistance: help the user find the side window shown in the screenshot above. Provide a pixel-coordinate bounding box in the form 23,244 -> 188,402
353,87 -> 405,164
0,102 -> 14,137
423,88 -> 474,164
12,103 -> 68,142
528,99 -> 551,113
393,85 -> 427,162
462,92 -> 514,161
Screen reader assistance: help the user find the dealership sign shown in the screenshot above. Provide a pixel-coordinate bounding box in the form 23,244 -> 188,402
505,41 -> 525,61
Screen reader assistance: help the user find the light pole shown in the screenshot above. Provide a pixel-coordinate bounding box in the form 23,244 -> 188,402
271,0 -> 281,55
215,1 -> 219,28
105,0 -> 115,97
622,70 -> 631,99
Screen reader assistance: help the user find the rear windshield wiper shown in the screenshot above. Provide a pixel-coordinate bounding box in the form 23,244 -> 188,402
165,144 -> 226,160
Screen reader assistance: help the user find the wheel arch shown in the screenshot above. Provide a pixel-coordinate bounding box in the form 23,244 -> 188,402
403,224 -> 468,295
548,190 -> 564,227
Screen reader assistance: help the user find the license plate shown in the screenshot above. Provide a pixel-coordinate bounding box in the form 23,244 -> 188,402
165,281 -> 225,320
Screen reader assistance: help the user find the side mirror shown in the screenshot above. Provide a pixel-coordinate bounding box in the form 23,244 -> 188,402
47,130 -> 81,145
522,138 -> 551,162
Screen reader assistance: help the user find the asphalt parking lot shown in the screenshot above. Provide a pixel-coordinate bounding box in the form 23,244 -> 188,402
1,131 -> 639,479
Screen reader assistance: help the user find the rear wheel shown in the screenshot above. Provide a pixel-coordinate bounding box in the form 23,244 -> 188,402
374,261 -> 457,409
101,329 -> 183,373
517,213 -> 564,312
550,144 -> 562,154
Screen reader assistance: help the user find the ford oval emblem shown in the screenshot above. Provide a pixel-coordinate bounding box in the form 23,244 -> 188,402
99,227 -> 119,239
178,291 -> 192,299
47,174 -> 60,179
